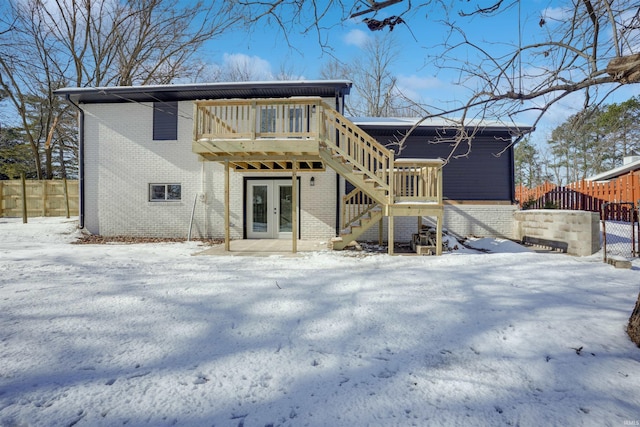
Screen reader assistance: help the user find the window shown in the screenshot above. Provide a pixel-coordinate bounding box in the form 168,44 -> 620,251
260,107 -> 276,133
289,107 -> 303,132
149,184 -> 181,202
153,101 -> 178,140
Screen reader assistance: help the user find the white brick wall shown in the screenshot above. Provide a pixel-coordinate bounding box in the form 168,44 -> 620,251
82,100 -> 517,242
443,204 -> 517,239
84,102 -> 204,237
355,204 -> 518,243
298,172 -> 338,240
82,101 -> 339,240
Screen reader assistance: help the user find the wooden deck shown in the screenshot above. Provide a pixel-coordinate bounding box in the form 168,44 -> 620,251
193,97 -> 444,255
193,98 -> 325,171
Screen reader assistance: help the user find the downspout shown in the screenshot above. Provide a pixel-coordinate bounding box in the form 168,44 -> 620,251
335,92 -> 341,236
66,95 -> 85,229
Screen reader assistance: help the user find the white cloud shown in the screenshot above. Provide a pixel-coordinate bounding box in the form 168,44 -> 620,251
541,7 -> 572,22
221,53 -> 273,80
395,74 -> 454,105
343,29 -> 370,48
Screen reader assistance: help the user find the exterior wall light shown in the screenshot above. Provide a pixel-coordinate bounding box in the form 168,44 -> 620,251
310,176 -> 315,187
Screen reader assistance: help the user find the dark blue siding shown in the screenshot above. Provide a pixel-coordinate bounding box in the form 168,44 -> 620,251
358,128 -> 515,201
153,101 -> 178,140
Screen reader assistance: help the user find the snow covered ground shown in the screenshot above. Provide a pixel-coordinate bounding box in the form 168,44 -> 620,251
0,217 -> 639,427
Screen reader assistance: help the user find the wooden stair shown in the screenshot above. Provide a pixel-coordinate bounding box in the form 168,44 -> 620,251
193,97 -> 444,255
317,104 -> 444,254
332,203 -> 383,250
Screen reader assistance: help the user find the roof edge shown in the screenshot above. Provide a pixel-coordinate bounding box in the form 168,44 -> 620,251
586,158 -> 640,181
54,80 -> 352,100
351,116 -> 532,132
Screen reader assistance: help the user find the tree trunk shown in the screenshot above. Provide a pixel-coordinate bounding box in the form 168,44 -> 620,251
44,147 -> 53,180
607,53 -> 640,84
627,291 -> 640,347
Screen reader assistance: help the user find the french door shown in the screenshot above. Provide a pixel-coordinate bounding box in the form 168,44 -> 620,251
247,179 -> 298,239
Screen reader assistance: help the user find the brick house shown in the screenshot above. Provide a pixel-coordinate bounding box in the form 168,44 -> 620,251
56,80 -> 529,253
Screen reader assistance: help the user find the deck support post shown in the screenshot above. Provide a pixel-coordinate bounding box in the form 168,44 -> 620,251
418,216 -> 422,234
388,215 -> 394,255
292,163 -> 298,254
224,160 -> 230,252
378,217 -> 383,246
436,167 -> 443,256
436,214 -> 443,256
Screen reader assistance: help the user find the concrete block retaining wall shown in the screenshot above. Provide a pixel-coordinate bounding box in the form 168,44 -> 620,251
513,210 -> 600,256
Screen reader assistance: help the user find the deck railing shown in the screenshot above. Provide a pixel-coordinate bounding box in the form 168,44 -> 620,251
341,160 -> 443,231
391,159 -> 444,203
195,98 -> 320,140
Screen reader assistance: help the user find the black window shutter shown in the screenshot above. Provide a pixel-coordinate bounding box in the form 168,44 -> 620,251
153,102 -> 178,140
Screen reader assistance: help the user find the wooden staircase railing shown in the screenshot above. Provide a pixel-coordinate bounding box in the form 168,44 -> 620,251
318,101 -> 443,251
320,104 -> 393,195
193,97 -> 444,254
341,188 -> 379,232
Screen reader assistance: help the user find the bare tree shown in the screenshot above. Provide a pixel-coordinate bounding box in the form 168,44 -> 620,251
430,1 -> 640,138
349,34 -> 402,117
320,34 -> 413,117
0,0 -> 237,178
228,0 -> 640,155
0,1 -> 70,179
320,58 -> 351,81
273,60 -> 306,81
216,53 -> 274,82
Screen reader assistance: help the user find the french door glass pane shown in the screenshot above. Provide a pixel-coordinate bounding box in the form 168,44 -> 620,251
252,185 -> 268,232
279,185 -> 292,233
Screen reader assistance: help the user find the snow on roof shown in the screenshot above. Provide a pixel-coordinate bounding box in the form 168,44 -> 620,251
349,116 -> 531,131
56,79 -> 353,94
586,157 -> 640,181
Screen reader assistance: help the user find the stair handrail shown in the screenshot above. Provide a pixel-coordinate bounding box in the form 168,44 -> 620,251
341,188 -> 379,231
320,102 -> 393,193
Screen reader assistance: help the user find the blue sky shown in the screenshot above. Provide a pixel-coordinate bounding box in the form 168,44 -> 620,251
199,1 -> 640,149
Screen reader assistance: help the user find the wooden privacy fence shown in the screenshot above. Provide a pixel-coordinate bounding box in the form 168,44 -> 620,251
515,174 -> 640,220
0,179 -> 79,218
